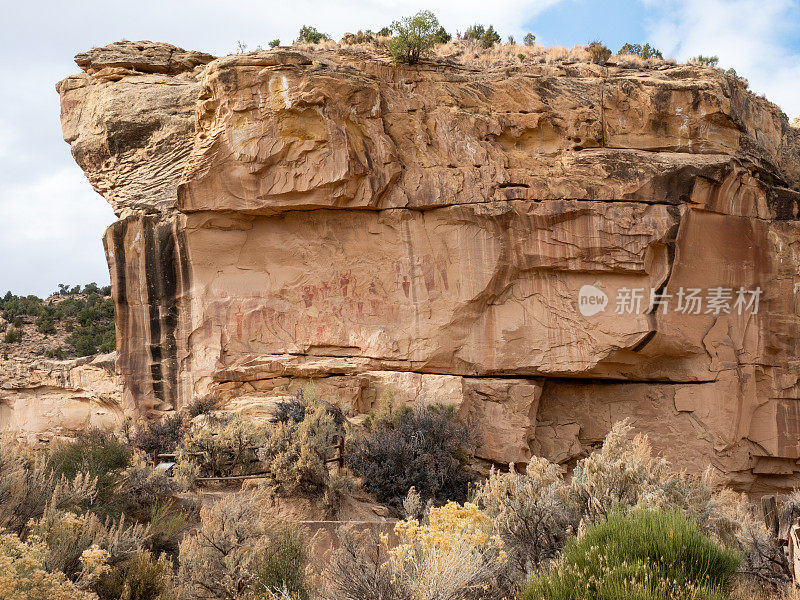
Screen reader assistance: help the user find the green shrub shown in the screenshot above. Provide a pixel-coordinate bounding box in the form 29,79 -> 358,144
377,26 -> 391,37
433,25 -> 451,44
36,314 -> 56,334
47,430 -> 133,518
587,41 -> 612,63
523,510 -> 741,600
177,414 -> 268,480
296,25 -> 328,44
619,42 -> 663,59
347,404 -> 478,510
523,32 -> 536,46
47,430 -> 131,484
260,403 -> 344,495
269,39 -> 280,48
388,10 -> 441,64
517,53 -> 526,62
464,24 -> 501,48
691,54 -> 720,67
252,523 -> 311,599
146,500 -> 188,555
132,414 -> 185,457
45,346 -> 66,359
3,327 -> 22,343
94,550 -> 175,600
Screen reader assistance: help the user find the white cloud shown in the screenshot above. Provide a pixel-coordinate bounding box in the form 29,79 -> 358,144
0,0 -> 567,295
645,0 -> 800,117
0,120 -> 14,158
0,167 -> 115,296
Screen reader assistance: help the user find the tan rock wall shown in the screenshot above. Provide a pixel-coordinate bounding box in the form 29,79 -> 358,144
56,42 -> 800,491
0,354 -> 123,441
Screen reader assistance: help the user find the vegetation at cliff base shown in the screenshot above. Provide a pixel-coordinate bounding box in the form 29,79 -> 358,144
523,510 -> 741,600
0,406 -> 795,599
347,402 -> 479,510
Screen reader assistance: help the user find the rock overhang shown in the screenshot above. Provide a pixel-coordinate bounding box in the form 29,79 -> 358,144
55,40 -> 800,492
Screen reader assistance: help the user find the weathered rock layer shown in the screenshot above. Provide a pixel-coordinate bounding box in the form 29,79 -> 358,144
57,41 -> 800,492
0,353 -> 122,441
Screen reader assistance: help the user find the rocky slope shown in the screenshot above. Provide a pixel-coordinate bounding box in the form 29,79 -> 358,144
56,40 -> 800,492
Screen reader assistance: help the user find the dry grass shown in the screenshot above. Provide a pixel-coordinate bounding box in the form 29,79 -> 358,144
287,36 -> 680,71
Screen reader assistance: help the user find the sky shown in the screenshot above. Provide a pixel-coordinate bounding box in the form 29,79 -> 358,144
1,0 -> 799,297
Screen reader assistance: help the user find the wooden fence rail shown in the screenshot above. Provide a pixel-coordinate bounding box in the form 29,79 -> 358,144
154,437 -> 346,485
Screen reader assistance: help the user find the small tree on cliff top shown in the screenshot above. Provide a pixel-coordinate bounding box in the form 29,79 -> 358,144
388,10 -> 441,64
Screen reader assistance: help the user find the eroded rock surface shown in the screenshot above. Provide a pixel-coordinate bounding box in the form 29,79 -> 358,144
57,41 -> 800,491
0,353 -> 123,441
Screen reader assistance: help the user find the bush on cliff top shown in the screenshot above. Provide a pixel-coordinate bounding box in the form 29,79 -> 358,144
587,41 -> 612,62
463,23 -> 502,48
388,10 -> 442,64
296,25 -> 328,44
619,42 -> 663,59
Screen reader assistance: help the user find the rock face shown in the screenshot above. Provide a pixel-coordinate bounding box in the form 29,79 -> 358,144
0,353 -> 123,441
58,41 -> 800,492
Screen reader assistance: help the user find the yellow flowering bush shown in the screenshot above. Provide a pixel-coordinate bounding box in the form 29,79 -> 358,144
390,502 -> 507,600
79,544 -> 111,586
327,500 -> 508,600
0,532 -> 96,600
392,501 -> 503,556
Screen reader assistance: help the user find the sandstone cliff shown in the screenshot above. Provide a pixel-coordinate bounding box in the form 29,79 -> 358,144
0,352 -> 122,441
57,40 -> 800,493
